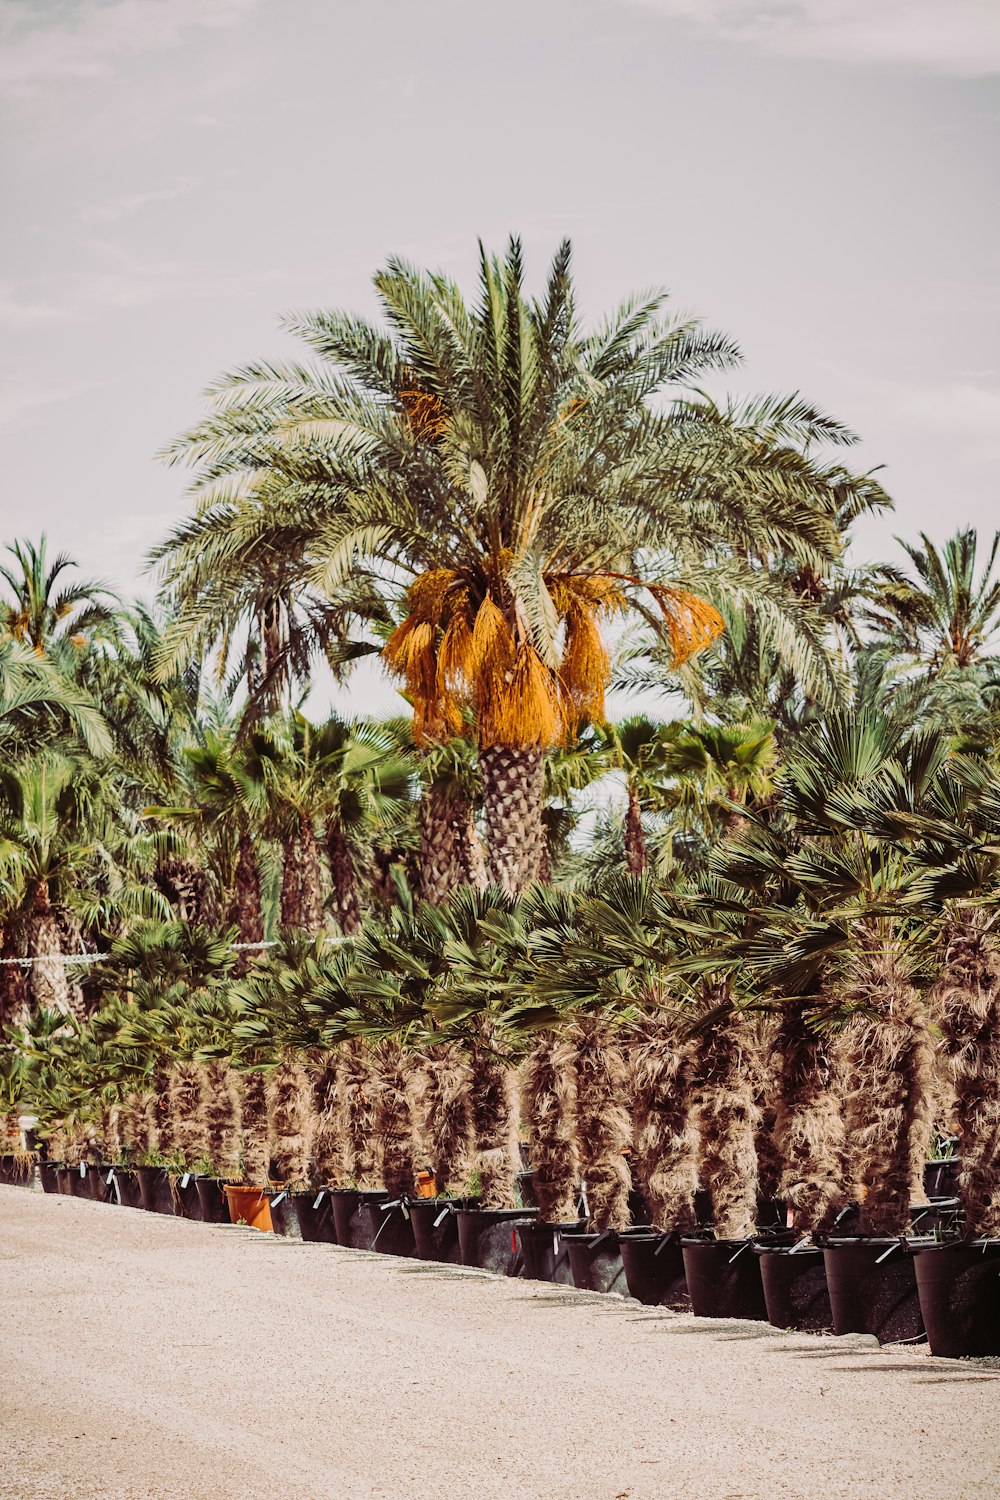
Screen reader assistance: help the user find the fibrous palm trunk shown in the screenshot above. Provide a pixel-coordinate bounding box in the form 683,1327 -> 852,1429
419,779 -> 487,901
280,835 -> 302,928
0,929 -> 30,1026
169,1062 -> 206,1166
624,785 -> 647,875
628,1012 -> 698,1232
117,1091 -> 153,1160
298,815 -> 325,936
467,1021 -> 517,1207
521,1031 -> 580,1222
750,1014 -> 783,1205
371,1041 -> 414,1200
151,1060 -> 176,1159
565,1016 -> 631,1232
690,994 -> 761,1240
232,834 -> 264,946
337,1040 -> 378,1188
771,1000 -> 846,1232
308,1053 -> 343,1187
239,1068 -> 270,1184
932,911 -> 1000,1236
838,945 -> 935,1236
326,822 -> 361,935
27,887 -> 73,1015
479,745 -> 545,894
267,1055 -> 309,1184
155,856 -> 218,927
410,1043 -> 472,1196
200,1060 -> 241,1179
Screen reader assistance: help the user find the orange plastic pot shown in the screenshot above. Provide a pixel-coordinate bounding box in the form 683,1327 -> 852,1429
416,1171 -> 437,1199
223,1184 -> 273,1231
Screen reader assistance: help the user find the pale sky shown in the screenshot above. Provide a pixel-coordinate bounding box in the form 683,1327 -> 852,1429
2,1 -> 998,712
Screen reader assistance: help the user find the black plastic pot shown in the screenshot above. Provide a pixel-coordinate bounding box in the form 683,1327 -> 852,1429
134,1165 -> 177,1216
82,1163 -> 111,1203
266,1188 -> 304,1239
56,1164 -> 87,1197
923,1158 -> 961,1200
103,1165 -> 142,1209
517,1220 -> 583,1285
822,1239 -> 923,1343
410,1198 -> 470,1264
456,1207 -> 535,1276
38,1160 -> 61,1194
913,1241 -> 1000,1358
194,1177 -> 231,1223
619,1229 -> 690,1310
566,1229 -> 629,1295
330,1188 -> 414,1253
681,1239 -> 768,1321
908,1199 -> 962,1237
755,1244 -> 833,1333
288,1188 -> 339,1243
170,1172 -> 203,1220
0,1153 -> 36,1187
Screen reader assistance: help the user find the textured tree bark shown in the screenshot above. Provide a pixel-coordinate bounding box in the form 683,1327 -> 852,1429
521,1031 -> 580,1222
155,857 -> 218,927
117,1092 -> 154,1159
326,822 -> 361,935
200,1060 -> 241,1179
0,928 -> 30,1026
479,745 -> 546,894
565,1016 -> 631,1231
467,1021 -> 518,1207
267,1055 -> 310,1184
239,1068 -> 270,1184
629,1012 -> 698,1231
151,1060 -> 176,1160
337,1040 -> 378,1188
932,911 -> 1000,1236
624,784 -> 647,875
232,834 -> 264,946
169,1062 -> 206,1166
409,1043 -> 472,1196
771,1000 -> 846,1232
308,1053 -> 343,1187
280,835 -> 303,928
690,996 -> 761,1240
419,778 -> 487,902
298,816 -> 325,936
27,886 -> 73,1015
371,1041 -> 414,1200
837,945 -> 935,1237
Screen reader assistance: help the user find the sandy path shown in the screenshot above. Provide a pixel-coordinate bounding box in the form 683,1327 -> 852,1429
0,1187 -> 997,1500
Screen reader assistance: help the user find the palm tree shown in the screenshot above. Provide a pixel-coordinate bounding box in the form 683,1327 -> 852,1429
0,637 -> 110,761
867,528 -> 1000,675
157,238 -> 879,893
0,536 -> 119,657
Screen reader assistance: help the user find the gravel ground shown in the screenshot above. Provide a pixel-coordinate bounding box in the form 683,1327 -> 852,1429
1,1186 -> 998,1500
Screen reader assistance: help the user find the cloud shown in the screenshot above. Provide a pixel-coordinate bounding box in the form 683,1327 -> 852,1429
625,1 -> 1000,76
79,175 -> 223,225
0,372 -> 106,429
0,0 -> 262,98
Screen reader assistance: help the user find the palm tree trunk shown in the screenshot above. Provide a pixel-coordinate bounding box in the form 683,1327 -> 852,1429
624,785 -> 647,875
267,1055 -> 309,1184
690,993 -> 761,1240
410,1043 -> 472,1196
419,779 -> 487,901
151,1059 -> 175,1159
200,1060 -> 241,1179
232,834 -> 264,945
933,910 -> 1000,1236
326,821 -> 361,935
238,1068 -> 270,1184
169,1063 -> 205,1167
629,1013 -> 698,1232
308,1053 -> 343,1187
337,1040 -> 378,1188
479,745 -> 545,894
467,1020 -> 517,1207
299,815 -> 324,936
521,1031 -> 579,1222
27,885 -> 73,1015
565,1016 -> 631,1231
0,928 -> 30,1026
280,835 -> 302,927
838,943 -> 935,1236
771,999 -> 846,1232
371,1042 -> 415,1200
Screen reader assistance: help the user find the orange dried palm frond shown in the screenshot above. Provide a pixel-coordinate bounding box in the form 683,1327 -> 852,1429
436,602 -> 475,697
405,568 -> 461,627
469,593 -> 515,680
560,603 -> 611,722
482,644 -> 565,748
398,381 -> 448,443
647,586 -> 725,667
